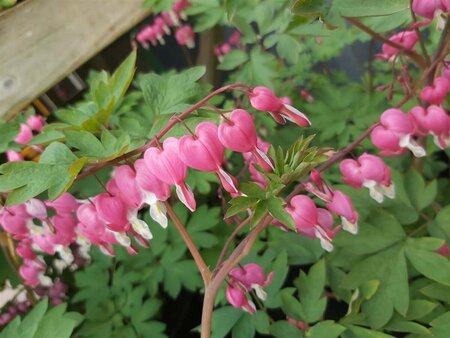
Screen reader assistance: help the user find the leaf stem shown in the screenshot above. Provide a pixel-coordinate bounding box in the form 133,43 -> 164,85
77,82 -> 251,180
345,17 -> 426,69
164,202 -> 211,285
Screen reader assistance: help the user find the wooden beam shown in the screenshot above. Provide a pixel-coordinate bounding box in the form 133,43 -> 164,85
0,0 -> 150,120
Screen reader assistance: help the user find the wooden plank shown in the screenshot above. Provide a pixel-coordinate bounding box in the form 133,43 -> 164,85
0,0 -> 150,120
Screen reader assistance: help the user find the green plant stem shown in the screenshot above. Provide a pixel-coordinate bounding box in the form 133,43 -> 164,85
345,17 -> 426,69
77,82 -> 250,180
164,202 -> 211,285
214,215 -> 253,273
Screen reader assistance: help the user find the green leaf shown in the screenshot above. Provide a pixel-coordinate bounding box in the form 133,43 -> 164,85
331,0 -> 410,17
217,50 -> 248,70
406,299 -> 438,320
384,316 -> 430,335
211,307 -> 243,338
420,283 -> 450,303
18,299 -> 48,338
428,311 -> 450,338
232,313 -> 256,338
276,34 -> 301,64
404,168 -> 437,210
225,197 -> 260,218
0,141 -> 86,205
110,51 -> 137,103
307,321 -> 346,338
406,244 -> 450,286
295,259 -> 328,323
343,325 -> 395,338
141,66 -> 206,116
280,290 -> 304,321
270,321 -> 304,338
267,197 -> 296,230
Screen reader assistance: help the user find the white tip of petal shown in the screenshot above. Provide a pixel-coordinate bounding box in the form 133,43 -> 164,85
150,201 -> 168,229
131,219 -> 153,240
342,217 -> 358,235
113,232 -> 131,247
255,147 -> 275,170
383,183 -> 396,199
364,183 -> 384,203
252,284 -> 267,301
399,135 -> 426,158
314,226 -> 334,252
39,274 -> 53,287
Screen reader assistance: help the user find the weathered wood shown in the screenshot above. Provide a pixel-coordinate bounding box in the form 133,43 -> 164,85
0,0 -> 150,120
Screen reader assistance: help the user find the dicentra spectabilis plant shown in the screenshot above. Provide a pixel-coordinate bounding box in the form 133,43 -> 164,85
1,0 -> 450,337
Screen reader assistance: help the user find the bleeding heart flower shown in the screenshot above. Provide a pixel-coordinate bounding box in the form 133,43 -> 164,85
286,195 -> 338,251
135,159 -> 170,228
175,24 -> 195,48
371,108 -> 426,157
420,76 -> 450,105
179,122 -> 238,193
218,109 -> 273,171
110,165 -> 143,209
26,115 -> 46,132
376,31 -> 418,61
144,137 -> 196,211
326,190 -> 359,235
6,150 -> 23,162
45,193 -> 80,215
249,86 -> 311,127
410,105 -> 450,148
412,0 -> 443,19
340,153 -> 395,203
14,124 -> 33,145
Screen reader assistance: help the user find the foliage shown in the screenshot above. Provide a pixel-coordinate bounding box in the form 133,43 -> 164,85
1,0 -> 450,337
0,299 -> 82,338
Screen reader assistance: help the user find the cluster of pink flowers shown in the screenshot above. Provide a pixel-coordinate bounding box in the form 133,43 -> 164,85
0,194 -> 87,288
7,114 -> 46,162
278,170 -> 359,252
214,31 -> 241,60
0,298 -> 31,326
135,0 -> 194,49
226,263 -> 273,314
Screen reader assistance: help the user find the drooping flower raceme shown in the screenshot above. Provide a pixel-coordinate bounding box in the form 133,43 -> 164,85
340,153 -> 395,203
